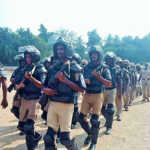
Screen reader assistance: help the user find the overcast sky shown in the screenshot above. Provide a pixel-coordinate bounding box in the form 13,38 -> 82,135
1,0 -> 150,39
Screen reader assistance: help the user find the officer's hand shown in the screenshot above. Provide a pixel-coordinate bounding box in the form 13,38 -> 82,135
56,72 -> 66,83
43,88 -> 57,96
105,81 -> 112,88
15,82 -> 25,90
92,69 -> 98,76
1,98 -> 8,109
25,72 -> 31,79
85,79 -> 90,84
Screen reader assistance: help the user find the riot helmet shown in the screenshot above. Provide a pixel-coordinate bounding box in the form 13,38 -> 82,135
104,51 -> 116,66
53,37 -> 73,60
14,54 -> 25,67
19,46 -> 40,64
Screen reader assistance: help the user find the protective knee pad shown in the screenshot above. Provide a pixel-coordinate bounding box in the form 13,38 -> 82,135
44,127 -> 57,148
78,113 -> 91,135
24,119 -> 34,135
106,104 -> 115,115
90,114 -> 100,144
11,106 -> 19,119
60,132 -> 79,150
90,114 -> 100,128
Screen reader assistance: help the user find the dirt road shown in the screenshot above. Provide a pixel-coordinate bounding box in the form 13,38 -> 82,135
0,72 -> 150,150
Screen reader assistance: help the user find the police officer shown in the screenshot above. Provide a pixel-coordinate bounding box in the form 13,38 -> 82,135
102,52 -> 122,134
40,57 -> 51,121
43,57 -> 51,71
141,63 -> 150,101
121,60 -> 130,111
16,46 -> 47,150
0,62 -> 8,109
71,53 -> 82,129
79,46 -> 112,150
115,57 -> 123,121
128,63 -> 137,105
136,64 -> 142,97
9,54 -> 26,119
43,38 -> 86,150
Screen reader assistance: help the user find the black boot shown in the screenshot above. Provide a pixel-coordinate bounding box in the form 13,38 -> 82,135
78,113 -> 91,134
105,128 -> 111,135
116,115 -> 121,121
89,114 -> 100,150
104,104 -> 115,135
84,134 -> 92,146
26,132 -> 42,150
60,132 -> 79,150
44,127 -> 57,150
24,119 -> 41,150
124,105 -> 128,111
79,113 -> 92,146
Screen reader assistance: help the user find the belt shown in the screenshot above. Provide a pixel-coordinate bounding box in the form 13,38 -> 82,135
142,78 -> 150,80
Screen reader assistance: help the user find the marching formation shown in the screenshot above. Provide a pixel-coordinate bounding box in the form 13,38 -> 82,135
0,37 -> 149,150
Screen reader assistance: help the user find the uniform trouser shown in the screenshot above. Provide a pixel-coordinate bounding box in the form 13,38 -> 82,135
13,92 -> 21,107
142,81 -> 150,99
45,101 -> 75,149
129,86 -> 136,102
123,89 -> 130,106
47,101 -> 74,132
103,89 -> 116,106
102,89 -> 116,129
115,92 -> 123,116
80,93 -> 104,115
136,85 -> 142,96
19,98 -> 39,121
79,93 -> 103,144
11,92 -> 22,119
19,98 -> 41,150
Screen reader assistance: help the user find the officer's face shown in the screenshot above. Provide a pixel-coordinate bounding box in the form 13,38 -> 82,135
45,62 -> 51,68
91,52 -> 99,62
106,58 -> 114,66
26,54 -> 32,65
20,60 -> 26,67
56,45 -> 65,59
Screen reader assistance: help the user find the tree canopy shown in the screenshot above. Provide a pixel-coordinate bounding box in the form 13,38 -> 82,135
0,25 -> 150,65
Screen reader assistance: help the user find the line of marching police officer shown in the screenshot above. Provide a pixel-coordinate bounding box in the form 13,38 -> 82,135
0,37 -> 149,150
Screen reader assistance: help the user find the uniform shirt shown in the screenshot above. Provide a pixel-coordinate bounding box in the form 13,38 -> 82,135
141,68 -> 150,80
105,65 -> 122,90
22,64 -> 47,100
84,62 -> 112,94
45,60 -> 85,104
122,68 -> 130,94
